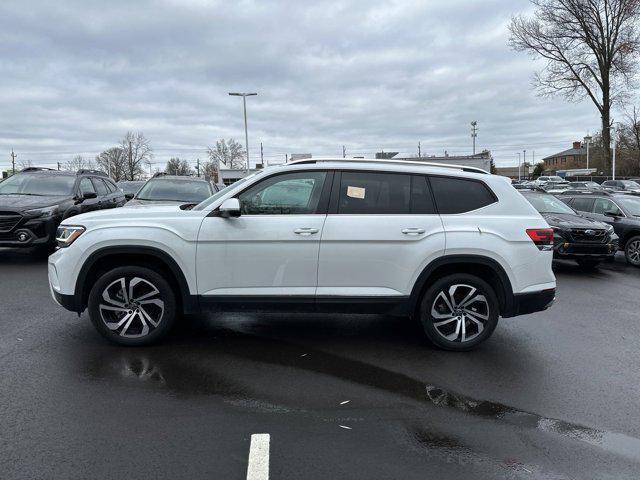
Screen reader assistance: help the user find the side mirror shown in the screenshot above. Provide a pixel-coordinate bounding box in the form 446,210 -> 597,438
219,198 -> 241,218
77,191 -> 97,202
124,193 -> 134,200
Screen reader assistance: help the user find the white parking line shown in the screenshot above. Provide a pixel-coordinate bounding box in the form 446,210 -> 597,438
247,433 -> 270,480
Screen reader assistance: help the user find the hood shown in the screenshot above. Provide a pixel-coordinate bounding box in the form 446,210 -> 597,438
126,199 -> 185,207
62,204 -> 187,225
0,194 -> 71,211
541,212 -> 606,229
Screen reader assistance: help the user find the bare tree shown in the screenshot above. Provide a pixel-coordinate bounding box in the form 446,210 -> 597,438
617,106 -> 640,174
64,155 -> 95,172
95,147 -> 126,181
509,0 -> 640,169
121,131 -> 153,180
18,159 -> 32,170
165,158 -> 193,176
202,160 -> 221,184
207,138 -> 246,170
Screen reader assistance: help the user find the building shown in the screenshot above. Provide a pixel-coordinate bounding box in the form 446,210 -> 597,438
219,168 -> 262,185
393,150 -> 493,173
543,141 -> 587,171
496,164 -> 531,179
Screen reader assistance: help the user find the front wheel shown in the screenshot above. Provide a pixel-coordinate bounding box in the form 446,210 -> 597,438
625,236 -> 640,267
88,266 -> 176,346
419,274 -> 499,351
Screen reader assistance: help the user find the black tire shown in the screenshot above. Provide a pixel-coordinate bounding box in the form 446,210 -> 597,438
624,235 -> 640,267
419,273 -> 499,351
88,266 -> 176,346
576,258 -> 600,269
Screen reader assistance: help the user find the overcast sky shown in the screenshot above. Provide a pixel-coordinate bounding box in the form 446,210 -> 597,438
0,0 -> 628,170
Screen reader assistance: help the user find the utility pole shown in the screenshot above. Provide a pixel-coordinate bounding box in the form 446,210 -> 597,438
196,158 -> 200,177
10,149 -> 17,174
342,145 -> 346,158
285,153 -> 288,163
228,92 -> 257,174
471,121 -> 478,155
418,141 -> 421,158
517,152 -> 521,181
260,142 -> 265,167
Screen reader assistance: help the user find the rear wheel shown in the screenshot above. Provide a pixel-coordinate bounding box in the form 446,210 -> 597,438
625,236 -> 640,267
88,266 -> 176,346
419,274 -> 499,351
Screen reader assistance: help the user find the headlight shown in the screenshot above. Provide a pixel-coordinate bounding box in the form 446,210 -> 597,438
25,205 -> 59,218
55,225 -> 85,248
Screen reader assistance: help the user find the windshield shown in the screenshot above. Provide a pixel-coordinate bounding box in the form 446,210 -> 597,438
0,173 -> 76,196
616,196 -> 640,216
548,176 -> 564,182
193,172 -> 263,210
135,178 -> 213,202
118,181 -> 145,195
524,193 -> 575,215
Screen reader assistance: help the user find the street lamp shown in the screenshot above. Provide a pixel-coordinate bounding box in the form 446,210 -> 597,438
611,125 -> 617,180
517,152 -> 521,181
228,92 -> 257,173
583,134 -> 592,171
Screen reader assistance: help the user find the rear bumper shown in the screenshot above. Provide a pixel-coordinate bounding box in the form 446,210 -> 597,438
503,288 -> 555,318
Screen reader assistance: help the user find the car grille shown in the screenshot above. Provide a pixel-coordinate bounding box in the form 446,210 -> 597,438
568,228 -> 608,244
0,212 -> 22,232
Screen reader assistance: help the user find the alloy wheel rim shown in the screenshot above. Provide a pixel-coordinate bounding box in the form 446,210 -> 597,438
99,277 -> 165,338
628,240 -> 640,264
430,284 -> 489,343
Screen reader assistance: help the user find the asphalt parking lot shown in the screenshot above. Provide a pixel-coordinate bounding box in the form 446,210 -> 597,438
1,249 -> 640,479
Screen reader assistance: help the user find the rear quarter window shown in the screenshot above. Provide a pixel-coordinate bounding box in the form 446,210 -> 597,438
429,176 -> 496,214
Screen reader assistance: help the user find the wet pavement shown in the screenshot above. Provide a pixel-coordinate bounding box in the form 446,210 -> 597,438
1,248 -> 640,479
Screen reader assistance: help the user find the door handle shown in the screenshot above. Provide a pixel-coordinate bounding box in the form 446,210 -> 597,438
294,227 -> 319,236
402,228 -> 425,235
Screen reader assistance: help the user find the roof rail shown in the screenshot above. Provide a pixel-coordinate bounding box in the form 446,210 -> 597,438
559,189 -> 611,196
287,157 -> 489,174
21,167 -> 57,172
77,169 -> 108,177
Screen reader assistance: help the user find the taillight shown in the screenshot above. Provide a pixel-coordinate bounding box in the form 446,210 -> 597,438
526,228 -> 553,251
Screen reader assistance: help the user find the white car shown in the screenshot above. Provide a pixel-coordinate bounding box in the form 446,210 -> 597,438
48,158 -> 556,351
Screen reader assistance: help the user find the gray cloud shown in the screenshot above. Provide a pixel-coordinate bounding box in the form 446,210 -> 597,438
0,0 -> 617,169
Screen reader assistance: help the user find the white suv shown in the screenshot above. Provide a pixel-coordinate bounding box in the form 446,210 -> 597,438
48,159 -> 556,350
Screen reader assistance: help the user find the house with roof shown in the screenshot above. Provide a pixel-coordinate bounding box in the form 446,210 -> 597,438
542,141 -> 588,171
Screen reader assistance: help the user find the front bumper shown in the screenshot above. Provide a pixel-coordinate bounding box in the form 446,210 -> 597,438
552,235 -> 618,260
0,214 -> 61,247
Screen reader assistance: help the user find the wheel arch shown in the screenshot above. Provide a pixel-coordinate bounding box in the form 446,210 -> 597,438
409,255 -> 514,317
75,246 -> 198,314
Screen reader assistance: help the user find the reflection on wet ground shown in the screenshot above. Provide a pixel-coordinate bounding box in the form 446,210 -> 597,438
79,313 -> 640,463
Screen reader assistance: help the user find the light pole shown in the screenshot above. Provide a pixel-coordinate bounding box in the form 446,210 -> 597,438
611,126 -> 617,180
583,134 -> 592,171
517,152 -> 521,181
228,92 -> 257,173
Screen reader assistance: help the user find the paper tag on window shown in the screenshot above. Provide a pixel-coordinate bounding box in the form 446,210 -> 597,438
347,186 -> 365,199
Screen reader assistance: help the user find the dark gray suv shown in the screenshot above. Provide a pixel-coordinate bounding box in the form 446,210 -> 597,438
560,192 -> 640,266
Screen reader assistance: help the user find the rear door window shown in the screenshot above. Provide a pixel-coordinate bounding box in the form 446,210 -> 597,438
568,197 -> 594,212
338,172 -> 411,214
430,176 -> 496,214
92,178 -> 109,196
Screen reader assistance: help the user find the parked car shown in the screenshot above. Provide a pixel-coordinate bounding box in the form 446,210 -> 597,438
601,179 -> 640,193
520,190 -> 617,268
568,181 -> 603,191
49,158 -> 556,350
0,167 -> 125,249
535,175 -> 569,186
543,183 -> 572,195
126,174 -> 218,206
560,192 -> 640,266
117,180 -> 146,200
